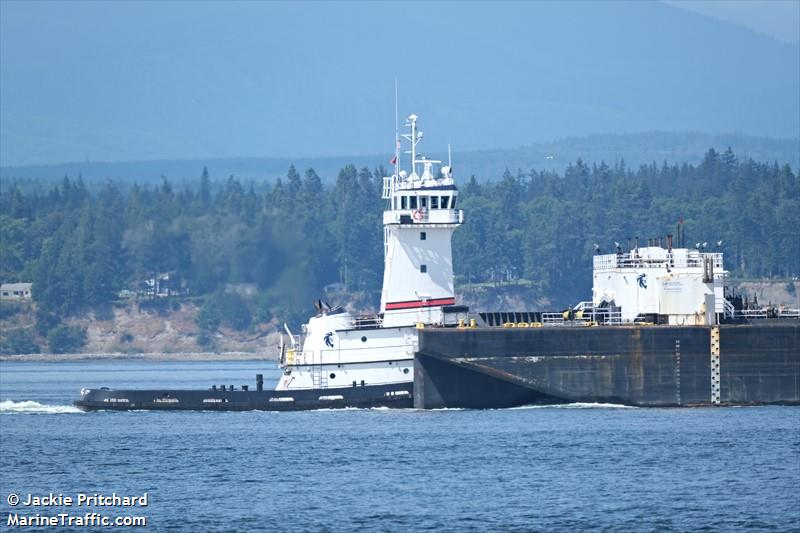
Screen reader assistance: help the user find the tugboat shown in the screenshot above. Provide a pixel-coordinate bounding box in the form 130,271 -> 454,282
75,113 -> 467,411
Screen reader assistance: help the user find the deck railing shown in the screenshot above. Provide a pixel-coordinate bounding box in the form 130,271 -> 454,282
383,209 -> 463,225
541,306 -> 623,325
594,252 -> 723,271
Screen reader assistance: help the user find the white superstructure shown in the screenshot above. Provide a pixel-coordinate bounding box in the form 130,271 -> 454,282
380,113 -> 464,327
276,114 -> 463,391
591,242 -> 728,325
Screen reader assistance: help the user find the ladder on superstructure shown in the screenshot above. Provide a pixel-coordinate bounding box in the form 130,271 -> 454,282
311,366 -> 328,389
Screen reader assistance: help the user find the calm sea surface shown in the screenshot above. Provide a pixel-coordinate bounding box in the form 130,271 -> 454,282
1,360 -> 798,532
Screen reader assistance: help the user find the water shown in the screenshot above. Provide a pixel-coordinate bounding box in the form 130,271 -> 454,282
1,360 -> 798,532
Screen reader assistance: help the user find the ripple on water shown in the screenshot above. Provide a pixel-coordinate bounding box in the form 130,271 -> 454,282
1,360 -> 798,531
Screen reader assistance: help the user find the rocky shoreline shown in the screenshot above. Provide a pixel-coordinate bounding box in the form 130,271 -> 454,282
0,300 -> 282,357
0,350 -> 278,363
2,281 -> 796,358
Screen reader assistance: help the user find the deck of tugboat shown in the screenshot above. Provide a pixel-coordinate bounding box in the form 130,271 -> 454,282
74,381 -> 414,411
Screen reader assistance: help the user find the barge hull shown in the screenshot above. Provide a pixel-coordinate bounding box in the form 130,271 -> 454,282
414,323 -> 800,408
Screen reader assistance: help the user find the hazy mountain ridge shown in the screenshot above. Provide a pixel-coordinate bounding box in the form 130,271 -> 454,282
2,131 -> 797,185
1,2 -> 797,166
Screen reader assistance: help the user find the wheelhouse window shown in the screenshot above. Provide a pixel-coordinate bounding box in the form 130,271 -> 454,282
401,196 -> 408,210
420,196 -> 428,208
410,196 -> 418,209
441,196 -> 449,209
431,196 -> 439,209
451,196 -> 457,209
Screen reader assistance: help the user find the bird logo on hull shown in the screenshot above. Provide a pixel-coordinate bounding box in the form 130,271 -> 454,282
324,332 -> 335,348
637,273 -> 647,289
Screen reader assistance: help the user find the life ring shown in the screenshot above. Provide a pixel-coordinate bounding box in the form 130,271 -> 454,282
413,209 -> 424,221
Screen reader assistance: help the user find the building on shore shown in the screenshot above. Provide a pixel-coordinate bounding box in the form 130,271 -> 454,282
0,282 -> 32,301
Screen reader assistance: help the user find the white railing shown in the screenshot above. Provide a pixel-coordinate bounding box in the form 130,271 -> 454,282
541,312 -> 565,324
353,315 -> 383,329
383,209 -> 463,225
323,344 -> 412,364
541,307 -> 622,325
286,344 -> 414,367
594,252 -> 723,271
537,303 -> 799,326
735,309 -> 768,319
284,349 -> 314,366
778,308 -> 800,319
382,176 -> 394,199
731,308 -> 800,320
723,298 -> 735,319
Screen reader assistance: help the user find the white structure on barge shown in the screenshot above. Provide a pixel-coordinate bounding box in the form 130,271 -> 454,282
590,240 -> 728,325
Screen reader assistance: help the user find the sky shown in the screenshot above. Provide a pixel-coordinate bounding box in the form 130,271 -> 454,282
1,1 -> 798,167
666,0 -> 800,43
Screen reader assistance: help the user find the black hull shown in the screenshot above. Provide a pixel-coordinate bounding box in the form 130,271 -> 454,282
75,382 -> 413,412
414,323 -> 800,408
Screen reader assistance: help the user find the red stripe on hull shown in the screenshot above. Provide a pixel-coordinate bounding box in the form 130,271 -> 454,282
385,297 -> 456,310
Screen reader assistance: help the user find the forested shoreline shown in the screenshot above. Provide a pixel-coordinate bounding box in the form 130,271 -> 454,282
1,148 -> 798,353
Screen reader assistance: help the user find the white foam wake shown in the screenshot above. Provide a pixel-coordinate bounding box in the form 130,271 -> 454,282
0,400 -> 82,414
510,402 -> 637,410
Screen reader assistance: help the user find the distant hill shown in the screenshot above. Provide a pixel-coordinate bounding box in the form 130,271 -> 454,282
1,131 -> 797,186
453,132 -> 800,181
1,2 -> 798,166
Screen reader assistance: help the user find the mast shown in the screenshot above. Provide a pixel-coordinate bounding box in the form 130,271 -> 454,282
394,79 -> 400,180
401,113 -> 420,179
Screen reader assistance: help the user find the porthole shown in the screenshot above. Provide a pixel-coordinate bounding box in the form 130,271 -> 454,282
361,336 -> 367,342
403,368 -> 410,374
329,373 -> 336,379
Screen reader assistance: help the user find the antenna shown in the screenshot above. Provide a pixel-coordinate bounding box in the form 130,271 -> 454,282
394,79 -> 399,178
411,115 -> 416,176
400,112 -> 423,179
408,114 -> 419,178
448,143 -> 452,168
